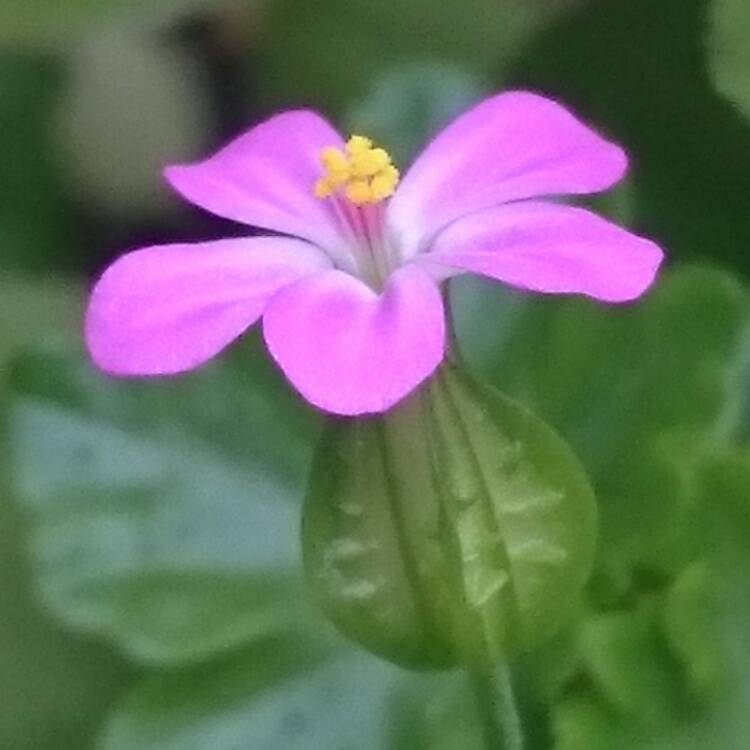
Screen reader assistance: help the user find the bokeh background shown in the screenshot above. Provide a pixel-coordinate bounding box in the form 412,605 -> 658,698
2,1 -> 750,748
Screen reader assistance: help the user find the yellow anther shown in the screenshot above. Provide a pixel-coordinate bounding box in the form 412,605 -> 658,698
315,134 -> 399,205
314,178 -> 335,199
370,165 -> 400,201
320,147 -> 350,181
346,135 -> 373,155
345,180 -> 374,205
350,148 -> 391,179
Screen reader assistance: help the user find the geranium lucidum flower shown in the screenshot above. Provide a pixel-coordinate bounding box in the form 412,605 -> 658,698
86,91 -> 663,415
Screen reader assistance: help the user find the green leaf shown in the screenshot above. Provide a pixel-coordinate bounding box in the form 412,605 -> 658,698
392,671 -> 488,750
692,452 -> 750,742
0,275 -> 81,372
553,693 -> 632,750
346,62 -> 488,164
459,266 -> 749,462
552,451 -> 750,749
514,624 -> 581,706
0,495 -> 133,750
696,451 -> 750,560
579,600 -> 686,722
0,280 -> 134,749
0,445 -> 133,750
454,266 -> 750,582
551,600 -> 693,749
100,640 -> 403,750
7,336 -> 320,665
709,0 -> 750,120
261,0 -> 565,114
101,633 -> 521,750
303,361 -> 596,668
662,562 -> 726,699
505,0 -> 750,275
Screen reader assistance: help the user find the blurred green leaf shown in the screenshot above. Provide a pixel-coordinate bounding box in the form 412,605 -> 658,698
100,641 -> 402,750
0,457 -> 132,750
692,452 -> 750,746
553,693 -> 632,750
0,486 -> 133,750
583,179 -> 635,226
453,266 -> 750,582
709,0 -> 750,120
0,278 -> 132,750
458,266 -> 749,461
696,451 -> 750,563
662,562 -> 725,699
8,336 -> 320,665
579,600 -> 685,722
514,624 -> 581,706
551,600 -> 695,749
392,671 -> 487,750
346,62 -> 488,164
101,631 -> 514,750
0,275 -> 81,372
262,0 -> 565,114
505,0 -> 750,275
551,449 -> 750,750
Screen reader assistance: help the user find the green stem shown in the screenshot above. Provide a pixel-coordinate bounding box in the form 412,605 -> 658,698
442,280 -> 463,361
469,661 -> 524,750
443,281 -> 525,749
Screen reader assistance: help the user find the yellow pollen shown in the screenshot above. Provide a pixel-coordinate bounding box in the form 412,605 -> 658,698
350,148 -> 390,179
314,134 -> 399,205
346,135 -> 373,155
345,179 -> 374,205
370,165 -> 400,201
314,178 -> 335,199
321,147 -> 350,183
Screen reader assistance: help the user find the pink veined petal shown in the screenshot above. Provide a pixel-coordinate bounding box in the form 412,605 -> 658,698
263,265 -> 446,416
420,201 -> 664,303
165,110 -> 346,252
388,91 -> 628,258
86,237 -> 332,376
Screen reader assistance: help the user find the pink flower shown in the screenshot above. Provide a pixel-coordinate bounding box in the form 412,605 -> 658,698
86,91 -> 663,415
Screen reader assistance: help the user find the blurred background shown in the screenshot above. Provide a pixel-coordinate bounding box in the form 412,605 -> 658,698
2,0 -> 750,748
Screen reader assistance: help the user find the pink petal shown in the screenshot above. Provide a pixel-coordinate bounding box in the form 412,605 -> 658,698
388,91 -> 628,257
263,265 -> 445,415
165,111 -> 346,251
86,237 -> 332,375
421,201 -> 663,303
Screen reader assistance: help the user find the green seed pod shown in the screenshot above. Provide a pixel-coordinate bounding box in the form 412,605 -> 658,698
303,361 -> 597,669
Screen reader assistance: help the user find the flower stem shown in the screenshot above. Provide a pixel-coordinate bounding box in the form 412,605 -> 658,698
442,281 -> 463,361
433,292 -> 525,749
468,661 -> 524,750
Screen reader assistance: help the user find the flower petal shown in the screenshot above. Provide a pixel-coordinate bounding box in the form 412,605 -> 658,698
388,91 -> 628,257
86,237 -> 332,375
263,265 -> 445,415
165,111 -> 346,251
421,201 -> 663,303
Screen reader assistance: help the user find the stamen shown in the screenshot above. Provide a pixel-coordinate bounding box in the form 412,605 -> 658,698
314,134 -> 399,206
346,135 -> 373,155
345,180 -> 373,205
